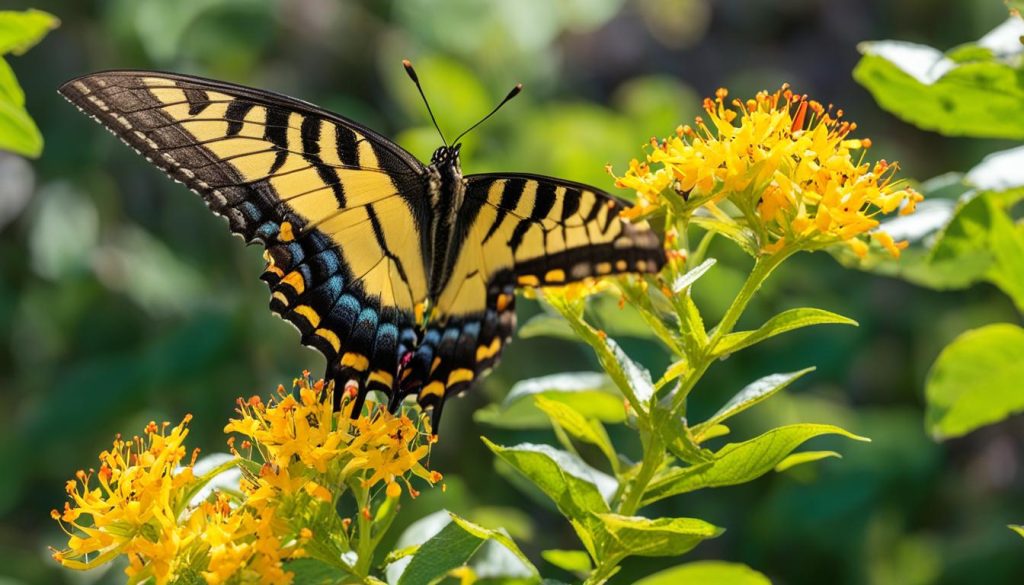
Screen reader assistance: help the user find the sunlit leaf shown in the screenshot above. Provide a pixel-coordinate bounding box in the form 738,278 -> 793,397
1010,525 -> 1024,539
285,559 -> 352,585
925,323 -> 1024,439
930,191 -> 1024,310
0,9 -> 59,55
672,258 -> 717,293
475,372 -> 625,428
643,424 -> 869,505
855,30 -> 1024,138
596,514 -> 722,557
0,92 -> 41,157
448,514 -> 539,581
774,450 -> 841,472
535,396 -> 618,471
633,561 -> 772,585
397,520 -> 486,585
693,368 -> 815,437
690,215 -> 759,256
541,549 -> 592,575
714,309 -> 858,357
483,439 -> 613,558
546,295 -> 656,415
964,146 -> 1024,194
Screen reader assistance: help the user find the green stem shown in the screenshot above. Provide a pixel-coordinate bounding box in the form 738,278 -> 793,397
670,248 -> 793,415
583,554 -> 624,585
616,431 -> 663,516
353,484 -> 374,577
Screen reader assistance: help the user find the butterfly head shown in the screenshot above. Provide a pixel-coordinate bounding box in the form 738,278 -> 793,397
430,144 -> 462,168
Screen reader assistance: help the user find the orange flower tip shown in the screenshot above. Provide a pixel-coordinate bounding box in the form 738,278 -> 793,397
299,528 -> 313,540
145,421 -> 158,434
361,507 -> 372,520
240,440 -> 252,450
342,518 -> 352,530
386,482 -> 402,499
409,487 -> 421,498
302,369 -> 310,377
50,509 -> 60,520
861,138 -> 872,148
597,329 -> 608,341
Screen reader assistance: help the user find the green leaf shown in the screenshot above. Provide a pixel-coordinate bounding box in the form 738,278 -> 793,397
774,450 -> 841,472
284,559 -> 353,585
518,313 -> 578,340
0,9 -> 59,55
928,190 -> 1024,309
0,57 -> 23,106
854,38 -> 1024,139
714,309 -> 858,357
448,514 -> 539,581
534,395 -> 618,472
474,372 -> 626,428
483,438 -> 616,559
0,57 -> 41,158
1010,525 -> 1024,539
397,521 -> 485,585
634,561 -> 772,585
596,514 -> 723,558
546,295 -> 656,416
694,368 -> 815,437
643,424 -> 868,505
691,216 -> 759,256
672,258 -> 717,292
925,323 -> 1024,439
541,549 -> 592,575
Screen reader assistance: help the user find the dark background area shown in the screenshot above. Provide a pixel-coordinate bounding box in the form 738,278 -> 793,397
0,0 -> 1021,583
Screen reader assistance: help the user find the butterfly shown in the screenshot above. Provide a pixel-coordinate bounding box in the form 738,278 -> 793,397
59,63 -> 665,431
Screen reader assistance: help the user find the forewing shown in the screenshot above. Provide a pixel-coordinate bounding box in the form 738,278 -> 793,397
59,71 -> 432,408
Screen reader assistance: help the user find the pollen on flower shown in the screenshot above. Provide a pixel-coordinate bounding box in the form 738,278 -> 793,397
610,85 -> 922,259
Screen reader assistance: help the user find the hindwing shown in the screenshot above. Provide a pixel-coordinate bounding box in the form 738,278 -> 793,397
59,71 -> 431,412
402,173 -> 665,421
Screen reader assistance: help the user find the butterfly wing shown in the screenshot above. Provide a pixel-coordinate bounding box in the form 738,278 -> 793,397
403,172 -> 665,426
59,71 -> 432,409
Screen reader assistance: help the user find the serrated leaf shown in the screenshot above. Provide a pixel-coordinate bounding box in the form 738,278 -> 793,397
643,424 -> 868,505
925,323 -> 1024,439
541,549 -> 592,574
596,514 -> 722,558
0,9 -> 59,55
855,36 -> 1024,139
714,309 -> 857,357
694,368 -> 815,437
672,258 -> 716,292
634,561 -> 772,585
698,424 -> 730,442
534,395 -> 618,472
0,57 -> 23,106
774,450 -> 841,472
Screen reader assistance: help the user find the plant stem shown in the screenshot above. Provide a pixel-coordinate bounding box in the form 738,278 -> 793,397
353,485 -> 374,577
617,433 -> 663,515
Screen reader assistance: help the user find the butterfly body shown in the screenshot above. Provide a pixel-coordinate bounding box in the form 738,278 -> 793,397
60,70 -> 665,430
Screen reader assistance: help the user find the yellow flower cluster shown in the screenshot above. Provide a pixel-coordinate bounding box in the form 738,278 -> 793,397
52,374 -> 440,584
613,85 -> 922,258
51,417 -> 199,582
226,375 -> 440,498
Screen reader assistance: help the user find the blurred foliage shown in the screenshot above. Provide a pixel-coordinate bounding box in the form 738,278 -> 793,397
1,0 -> 1023,584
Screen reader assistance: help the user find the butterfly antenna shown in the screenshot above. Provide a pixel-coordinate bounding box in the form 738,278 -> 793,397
452,83 -> 523,145
402,59 -> 447,146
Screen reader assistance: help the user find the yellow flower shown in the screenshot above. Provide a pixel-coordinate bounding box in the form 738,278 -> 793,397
51,417 -> 198,583
226,373 -> 439,497
612,85 -> 923,258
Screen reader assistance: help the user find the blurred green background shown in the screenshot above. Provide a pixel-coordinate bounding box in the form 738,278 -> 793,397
1,0 -> 1022,583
